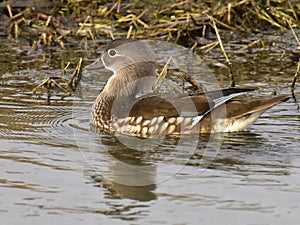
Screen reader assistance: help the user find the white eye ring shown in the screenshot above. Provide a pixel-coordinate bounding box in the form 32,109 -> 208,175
108,49 -> 117,57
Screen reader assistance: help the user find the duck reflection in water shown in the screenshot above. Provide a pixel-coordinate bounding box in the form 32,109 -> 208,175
89,134 -> 157,202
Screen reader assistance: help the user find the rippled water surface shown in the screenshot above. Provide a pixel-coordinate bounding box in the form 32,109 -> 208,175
1,32 -> 300,225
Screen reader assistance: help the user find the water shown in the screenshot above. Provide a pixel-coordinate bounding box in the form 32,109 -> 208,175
0,33 -> 299,225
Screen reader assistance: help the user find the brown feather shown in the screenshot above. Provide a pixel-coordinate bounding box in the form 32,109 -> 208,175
128,93 -> 213,119
224,94 -> 290,119
198,94 -> 290,133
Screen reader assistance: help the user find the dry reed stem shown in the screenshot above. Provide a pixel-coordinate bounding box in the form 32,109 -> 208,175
126,25 -> 133,38
240,39 -> 263,51
6,4 -> 13,18
291,59 -> 300,94
68,57 -> 83,91
105,0 -> 121,17
154,56 -> 173,90
209,15 -> 235,87
154,56 -> 204,93
171,57 -> 205,93
287,19 -> 300,47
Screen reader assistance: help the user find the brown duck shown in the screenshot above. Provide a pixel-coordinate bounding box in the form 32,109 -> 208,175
89,39 -> 290,137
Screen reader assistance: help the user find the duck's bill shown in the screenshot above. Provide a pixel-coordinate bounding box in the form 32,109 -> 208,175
86,58 -> 104,70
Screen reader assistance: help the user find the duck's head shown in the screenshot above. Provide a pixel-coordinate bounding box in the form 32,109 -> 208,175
89,39 -> 157,97
101,39 -> 156,73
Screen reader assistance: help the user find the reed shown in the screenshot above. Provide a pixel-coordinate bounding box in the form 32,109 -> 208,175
1,0 -> 298,103
1,0 -> 299,48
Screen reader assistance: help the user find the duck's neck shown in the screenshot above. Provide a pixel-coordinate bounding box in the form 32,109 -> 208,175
91,61 -> 157,129
101,61 -> 157,98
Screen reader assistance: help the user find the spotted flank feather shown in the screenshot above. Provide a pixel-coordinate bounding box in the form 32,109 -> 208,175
113,115 -> 194,137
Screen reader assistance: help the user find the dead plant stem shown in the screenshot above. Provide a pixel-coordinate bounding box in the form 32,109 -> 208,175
209,15 -> 235,87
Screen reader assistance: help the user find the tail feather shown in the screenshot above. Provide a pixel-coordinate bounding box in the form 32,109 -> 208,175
210,94 -> 290,133
234,94 -> 290,120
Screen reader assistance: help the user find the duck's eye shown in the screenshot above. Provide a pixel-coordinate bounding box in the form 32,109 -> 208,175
108,49 -> 117,57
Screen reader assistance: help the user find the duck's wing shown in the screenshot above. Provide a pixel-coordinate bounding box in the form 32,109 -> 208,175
115,89 -> 289,135
128,93 -> 212,119
129,88 -> 253,120
189,91 -> 248,127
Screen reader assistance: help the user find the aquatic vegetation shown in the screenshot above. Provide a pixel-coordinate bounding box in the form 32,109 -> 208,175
0,0 -> 299,103
1,0 -> 299,48
32,58 -> 83,104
